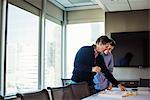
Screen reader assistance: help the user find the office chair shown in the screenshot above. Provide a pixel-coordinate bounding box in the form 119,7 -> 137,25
70,81 -> 90,100
47,85 -> 74,100
61,78 -> 71,86
0,95 -> 4,100
139,78 -> 150,87
16,89 -> 50,100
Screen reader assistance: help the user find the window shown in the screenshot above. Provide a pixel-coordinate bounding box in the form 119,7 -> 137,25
44,19 -> 62,87
66,22 -> 105,78
6,4 -> 39,95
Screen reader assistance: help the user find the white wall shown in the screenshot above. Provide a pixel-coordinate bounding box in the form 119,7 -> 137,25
113,67 -> 150,80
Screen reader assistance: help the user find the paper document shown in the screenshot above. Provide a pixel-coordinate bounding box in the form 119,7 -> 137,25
98,90 -> 137,98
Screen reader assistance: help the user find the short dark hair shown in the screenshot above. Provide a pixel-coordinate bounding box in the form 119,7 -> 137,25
96,35 -> 111,44
110,39 -> 116,47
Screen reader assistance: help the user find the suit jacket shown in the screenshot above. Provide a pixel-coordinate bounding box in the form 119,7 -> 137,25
71,45 -> 119,86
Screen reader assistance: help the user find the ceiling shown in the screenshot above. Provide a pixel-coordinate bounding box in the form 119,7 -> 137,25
49,0 -> 150,12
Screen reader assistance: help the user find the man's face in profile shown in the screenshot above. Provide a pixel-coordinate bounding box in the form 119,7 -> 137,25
104,45 -> 114,55
96,42 -> 110,53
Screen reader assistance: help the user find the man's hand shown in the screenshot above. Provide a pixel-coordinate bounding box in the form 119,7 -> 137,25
92,66 -> 101,73
107,85 -> 113,90
118,84 -> 126,91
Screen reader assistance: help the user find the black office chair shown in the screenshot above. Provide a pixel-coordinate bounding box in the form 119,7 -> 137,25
0,95 -> 4,100
139,78 -> 150,87
16,89 -> 50,100
70,81 -> 90,100
47,85 -> 74,100
61,78 -> 72,86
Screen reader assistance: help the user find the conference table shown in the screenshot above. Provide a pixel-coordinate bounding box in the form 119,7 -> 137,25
82,87 -> 150,100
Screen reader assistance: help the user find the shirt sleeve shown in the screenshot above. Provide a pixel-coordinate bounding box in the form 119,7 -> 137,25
108,54 -> 114,73
95,55 -> 119,86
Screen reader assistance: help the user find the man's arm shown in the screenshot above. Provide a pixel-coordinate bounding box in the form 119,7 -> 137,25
96,55 -> 119,85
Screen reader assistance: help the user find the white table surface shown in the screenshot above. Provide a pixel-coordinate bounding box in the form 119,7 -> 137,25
82,88 -> 150,100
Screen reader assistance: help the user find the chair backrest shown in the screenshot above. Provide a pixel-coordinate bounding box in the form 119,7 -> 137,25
61,78 -> 71,86
139,78 -> 150,87
70,81 -> 90,100
16,89 -> 50,100
0,95 -> 4,100
47,85 -> 74,100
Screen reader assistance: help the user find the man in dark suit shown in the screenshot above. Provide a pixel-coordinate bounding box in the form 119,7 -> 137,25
71,36 -> 125,94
